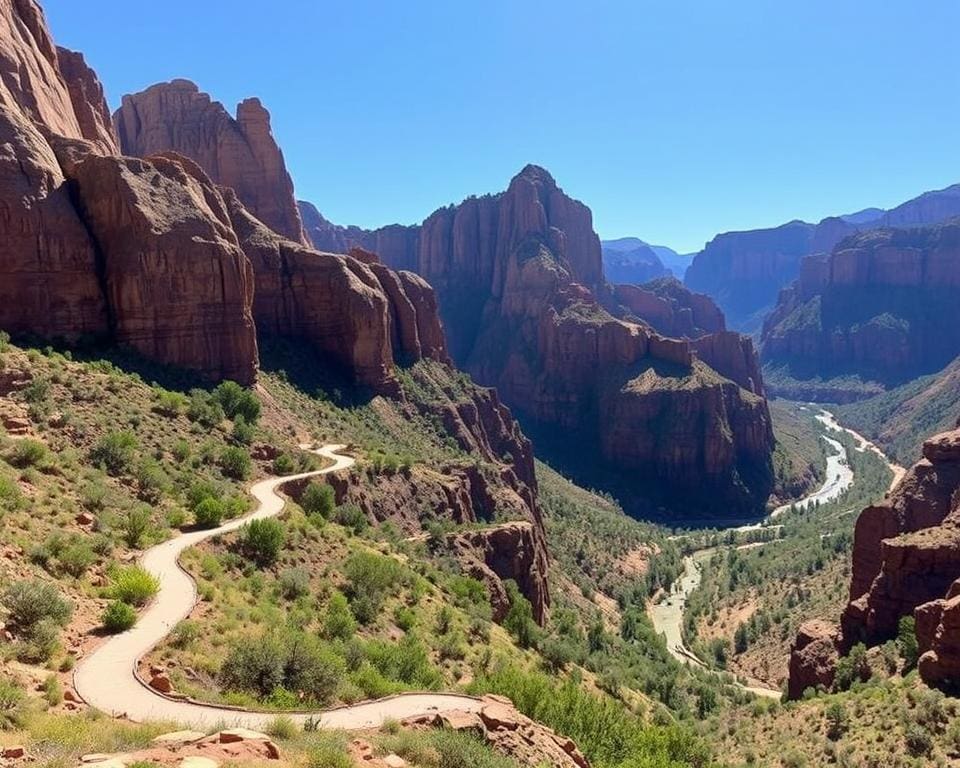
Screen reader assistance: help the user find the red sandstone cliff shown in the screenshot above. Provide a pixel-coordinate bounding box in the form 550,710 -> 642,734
115,80 -> 307,244
788,422 -> 960,696
762,220 -> 960,397
303,166 -> 774,518
613,278 -> 725,339
224,191 -> 448,394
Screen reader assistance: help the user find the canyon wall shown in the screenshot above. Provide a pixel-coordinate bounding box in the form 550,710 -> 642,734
788,422 -> 960,696
115,80 -> 308,245
762,220 -> 960,397
303,166 -> 774,518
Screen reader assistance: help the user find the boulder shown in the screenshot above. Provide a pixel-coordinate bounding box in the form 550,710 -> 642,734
787,620 -> 840,699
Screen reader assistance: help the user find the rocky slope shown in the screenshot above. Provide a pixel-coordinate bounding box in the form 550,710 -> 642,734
685,183 -> 960,332
115,80 -> 308,244
788,422 -> 960,696
762,220 -> 960,400
303,166 -> 774,519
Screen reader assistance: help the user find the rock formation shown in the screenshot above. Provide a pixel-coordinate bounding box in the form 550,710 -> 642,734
224,192 -> 447,394
602,240 -> 668,284
302,166 -> 774,518
404,695 -> 590,768
613,278 -> 725,339
115,80 -> 307,244
55,46 -> 118,153
788,421 -> 960,696
787,620 -> 840,699
762,220 -> 960,398
61,148 -> 259,385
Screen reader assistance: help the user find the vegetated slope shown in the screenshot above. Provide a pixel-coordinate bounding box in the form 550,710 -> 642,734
769,400 -> 827,506
0,339 -> 714,768
836,355 -> 960,465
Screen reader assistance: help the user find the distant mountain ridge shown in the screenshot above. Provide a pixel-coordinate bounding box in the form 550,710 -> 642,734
684,183 -> 960,331
601,237 -> 693,280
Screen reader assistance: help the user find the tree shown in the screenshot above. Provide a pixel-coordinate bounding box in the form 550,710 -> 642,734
898,615 -> 919,669
321,592 -> 357,641
220,446 -> 251,480
825,701 -> 848,740
90,431 -> 138,475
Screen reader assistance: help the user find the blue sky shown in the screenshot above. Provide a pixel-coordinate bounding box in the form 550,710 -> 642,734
44,1 -> 960,253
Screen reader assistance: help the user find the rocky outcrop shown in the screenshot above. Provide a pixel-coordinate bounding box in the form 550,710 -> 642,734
613,278 -> 725,339
61,148 -> 259,384
763,220 -> 960,396
787,620 -> 840,699
446,521 -> 549,624
303,166 -> 774,518
224,191 -> 448,394
0,103 -> 108,341
691,331 -> 765,396
916,578 -> 960,688
54,46 -> 117,153
115,80 -> 307,244
405,695 -> 589,768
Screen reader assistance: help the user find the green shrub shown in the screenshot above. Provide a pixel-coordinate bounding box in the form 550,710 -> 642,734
322,592 -> 358,641
135,459 -> 169,503
334,504 -> 368,535
109,565 -> 160,606
0,676 -> 26,730
193,497 -> 225,529
502,580 -> 538,649
898,615 -> 919,669
301,482 -> 335,519
57,541 -> 96,578
187,390 -> 224,427
220,630 -> 343,705
278,568 -> 311,600
1,580 -> 72,631
90,431 -> 138,475
154,390 -> 188,417
343,551 -> 408,625
122,505 -> 152,548
232,416 -> 255,446
272,453 -> 297,475
213,381 -> 261,424
18,618 -> 60,662
10,439 -> 48,468
239,518 -> 284,565
172,440 -> 191,463
220,446 -> 251,480
171,620 -> 201,648
0,475 -> 22,513
905,723 -> 933,757
42,674 -> 62,706
102,601 -> 137,633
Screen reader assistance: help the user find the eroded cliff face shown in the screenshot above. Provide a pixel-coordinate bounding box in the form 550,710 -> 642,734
613,278 -> 725,339
762,221 -> 960,397
115,80 -> 307,244
303,166 -> 774,518
225,192 -> 448,394
788,423 -> 960,696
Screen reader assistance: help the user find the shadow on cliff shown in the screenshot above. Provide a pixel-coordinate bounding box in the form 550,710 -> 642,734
258,336 -> 381,407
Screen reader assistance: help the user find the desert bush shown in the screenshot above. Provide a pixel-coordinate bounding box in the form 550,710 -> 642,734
333,504 -> 368,535
239,518 -> 284,565
301,482 -> 335,519
122,505 -> 152,548
220,446 -> 251,480
322,592 -> 358,641
109,565 -> 159,606
278,568 -> 311,600
0,676 -> 27,730
154,390 -> 188,417
231,416 -> 255,445
1,580 -> 72,631
213,381 -> 261,424
502,580 -> 538,649
90,431 -> 138,475
342,551 -> 408,625
187,389 -> 224,427
102,601 -> 137,633
10,439 -> 48,468
171,620 -> 201,648
135,459 -> 169,503
193,497 -> 225,529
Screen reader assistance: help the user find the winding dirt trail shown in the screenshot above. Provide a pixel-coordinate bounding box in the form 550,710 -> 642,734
74,444 -> 482,729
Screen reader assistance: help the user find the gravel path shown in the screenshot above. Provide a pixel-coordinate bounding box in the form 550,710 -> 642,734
73,444 -> 482,729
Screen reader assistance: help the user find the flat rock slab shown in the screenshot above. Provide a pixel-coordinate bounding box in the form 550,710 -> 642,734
152,731 -> 206,745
